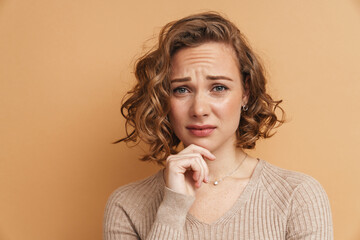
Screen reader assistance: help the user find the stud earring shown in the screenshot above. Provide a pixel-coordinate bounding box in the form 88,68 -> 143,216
242,105 -> 248,111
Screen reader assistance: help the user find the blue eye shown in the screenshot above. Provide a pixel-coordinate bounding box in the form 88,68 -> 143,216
173,87 -> 189,94
213,85 -> 228,92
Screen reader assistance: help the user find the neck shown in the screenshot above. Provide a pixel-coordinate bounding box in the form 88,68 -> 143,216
205,143 -> 247,181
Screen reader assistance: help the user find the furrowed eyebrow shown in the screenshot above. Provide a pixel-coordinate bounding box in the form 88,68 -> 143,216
170,75 -> 233,83
170,77 -> 191,83
207,75 -> 233,81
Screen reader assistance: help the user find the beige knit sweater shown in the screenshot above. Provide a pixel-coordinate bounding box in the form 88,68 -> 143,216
103,159 -> 333,239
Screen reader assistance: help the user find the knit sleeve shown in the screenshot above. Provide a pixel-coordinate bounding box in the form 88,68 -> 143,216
103,189 -> 139,240
286,177 -> 333,240
146,187 -> 195,239
103,187 -> 195,240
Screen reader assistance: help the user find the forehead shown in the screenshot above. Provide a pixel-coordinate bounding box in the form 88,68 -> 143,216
170,42 -> 240,78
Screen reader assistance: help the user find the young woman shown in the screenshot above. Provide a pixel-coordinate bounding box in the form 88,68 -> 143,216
104,12 -> 333,240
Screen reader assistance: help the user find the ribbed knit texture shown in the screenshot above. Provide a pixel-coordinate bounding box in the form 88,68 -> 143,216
103,160 -> 333,240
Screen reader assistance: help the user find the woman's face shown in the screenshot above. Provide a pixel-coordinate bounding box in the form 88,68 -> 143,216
168,42 -> 248,152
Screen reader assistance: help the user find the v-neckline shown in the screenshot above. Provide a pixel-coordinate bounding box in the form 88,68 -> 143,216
185,159 -> 264,227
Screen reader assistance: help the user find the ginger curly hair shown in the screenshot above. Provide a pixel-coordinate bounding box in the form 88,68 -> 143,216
115,12 -> 285,165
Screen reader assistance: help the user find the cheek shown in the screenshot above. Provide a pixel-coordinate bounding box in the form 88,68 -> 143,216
168,101 -> 187,140
168,99 -> 185,125
213,95 -> 242,120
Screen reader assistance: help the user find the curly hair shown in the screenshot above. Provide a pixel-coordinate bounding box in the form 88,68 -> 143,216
115,12 -> 285,165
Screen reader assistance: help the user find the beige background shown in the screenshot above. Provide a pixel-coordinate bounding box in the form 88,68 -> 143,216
1,0 -> 359,239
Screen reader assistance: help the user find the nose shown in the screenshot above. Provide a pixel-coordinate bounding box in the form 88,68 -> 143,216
189,92 -> 210,118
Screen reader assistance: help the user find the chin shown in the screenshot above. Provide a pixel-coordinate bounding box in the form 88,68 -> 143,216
181,134 -> 236,153
183,139 -> 218,151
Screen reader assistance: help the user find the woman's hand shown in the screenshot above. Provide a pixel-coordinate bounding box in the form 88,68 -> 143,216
164,144 -> 216,196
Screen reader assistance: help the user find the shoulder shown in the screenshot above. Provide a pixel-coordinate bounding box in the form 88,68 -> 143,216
259,161 -> 334,238
260,160 -> 324,191
105,170 -> 165,215
258,160 -> 330,215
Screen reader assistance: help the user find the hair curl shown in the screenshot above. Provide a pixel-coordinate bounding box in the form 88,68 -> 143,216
115,12 -> 285,165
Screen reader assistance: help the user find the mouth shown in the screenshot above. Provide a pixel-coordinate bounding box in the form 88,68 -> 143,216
186,125 -> 216,137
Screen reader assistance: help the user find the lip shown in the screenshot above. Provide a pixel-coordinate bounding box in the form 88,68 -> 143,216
186,125 -> 216,137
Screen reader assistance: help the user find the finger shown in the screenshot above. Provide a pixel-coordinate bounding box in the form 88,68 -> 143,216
182,156 -> 202,187
193,156 -> 204,187
192,154 -> 209,187
197,154 -> 209,183
180,153 -> 209,184
178,156 -> 204,188
182,144 -> 216,161
171,153 -> 208,186
192,169 -> 199,182
169,153 -> 208,161
166,152 -> 207,188
172,157 -> 202,176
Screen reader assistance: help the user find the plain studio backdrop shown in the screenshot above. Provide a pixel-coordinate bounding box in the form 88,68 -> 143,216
1,0 -> 359,239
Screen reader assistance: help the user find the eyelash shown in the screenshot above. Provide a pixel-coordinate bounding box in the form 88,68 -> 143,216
173,87 -> 189,94
212,85 -> 228,92
172,85 -> 229,94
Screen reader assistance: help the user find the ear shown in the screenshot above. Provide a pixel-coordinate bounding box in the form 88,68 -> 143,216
242,75 -> 250,105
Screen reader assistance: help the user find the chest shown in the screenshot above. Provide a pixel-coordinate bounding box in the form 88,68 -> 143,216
188,179 -> 249,224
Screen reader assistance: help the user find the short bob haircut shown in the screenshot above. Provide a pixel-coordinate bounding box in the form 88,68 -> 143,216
115,12 -> 284,165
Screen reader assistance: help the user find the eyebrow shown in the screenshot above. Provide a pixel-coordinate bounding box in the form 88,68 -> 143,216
170,75 -> 233,83
170,77 -> 191,83
207,75 -> 233,81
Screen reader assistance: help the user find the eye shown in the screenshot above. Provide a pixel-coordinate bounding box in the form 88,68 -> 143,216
212,85 -> 228,92
173,87 -> 189,95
